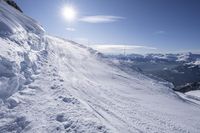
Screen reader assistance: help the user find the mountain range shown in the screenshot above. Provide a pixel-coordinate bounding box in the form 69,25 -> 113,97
103,53 -> 200,92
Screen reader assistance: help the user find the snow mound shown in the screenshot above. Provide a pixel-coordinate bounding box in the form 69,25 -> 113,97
0,1 -> 200,133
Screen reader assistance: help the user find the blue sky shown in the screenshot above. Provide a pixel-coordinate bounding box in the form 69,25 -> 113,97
16,0 -> 200,54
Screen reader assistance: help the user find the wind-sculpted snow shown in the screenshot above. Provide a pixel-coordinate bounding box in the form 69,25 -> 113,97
0,1 -> 44,42
0,1 -> 200,133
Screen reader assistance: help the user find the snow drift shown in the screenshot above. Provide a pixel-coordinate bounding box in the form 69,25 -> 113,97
0,1 -> 200,133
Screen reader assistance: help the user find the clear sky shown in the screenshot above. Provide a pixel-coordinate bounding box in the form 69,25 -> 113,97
15,0 -> 200,54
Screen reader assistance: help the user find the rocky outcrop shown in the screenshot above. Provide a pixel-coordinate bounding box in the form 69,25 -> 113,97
175,82 -> 200,93
3,0 -> 23,12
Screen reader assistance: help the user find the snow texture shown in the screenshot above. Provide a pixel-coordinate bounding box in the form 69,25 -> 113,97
0,1 -> 200,133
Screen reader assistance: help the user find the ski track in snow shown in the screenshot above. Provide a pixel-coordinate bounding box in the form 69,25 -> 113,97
0,1 -> 200,133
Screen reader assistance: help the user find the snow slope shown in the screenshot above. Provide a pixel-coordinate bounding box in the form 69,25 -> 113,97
185,90 -> 200,104
0,1 -> 200,133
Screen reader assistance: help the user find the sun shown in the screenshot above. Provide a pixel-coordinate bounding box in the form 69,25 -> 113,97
61,6 -> 77,22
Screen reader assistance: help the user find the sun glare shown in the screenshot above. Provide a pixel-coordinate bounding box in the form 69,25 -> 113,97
62,6 -> 77,22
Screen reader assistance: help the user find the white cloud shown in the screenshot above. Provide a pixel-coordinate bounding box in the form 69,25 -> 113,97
79,15 -> 125,23
91,44 -> 158,54
66,27 -> 75,31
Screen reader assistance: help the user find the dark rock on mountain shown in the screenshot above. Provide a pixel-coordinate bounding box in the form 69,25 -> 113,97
4,0 -> 23,12
175,82 -> 200,93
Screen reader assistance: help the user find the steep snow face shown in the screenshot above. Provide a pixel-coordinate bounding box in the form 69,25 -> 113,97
1,1 -> 200,133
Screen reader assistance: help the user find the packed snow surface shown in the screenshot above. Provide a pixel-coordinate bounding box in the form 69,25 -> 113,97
0,1 -> 200,133
186,90 -> 200,101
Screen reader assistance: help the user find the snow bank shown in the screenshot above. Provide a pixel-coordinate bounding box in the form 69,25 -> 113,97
0,1 -> 46,100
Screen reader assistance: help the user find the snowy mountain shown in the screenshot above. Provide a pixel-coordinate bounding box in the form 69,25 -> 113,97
1,1 -> 200,133
104,52 -> 200,63
104,53 -> 200,90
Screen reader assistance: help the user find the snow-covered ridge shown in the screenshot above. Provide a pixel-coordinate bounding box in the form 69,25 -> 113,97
1,1 -> 200,133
